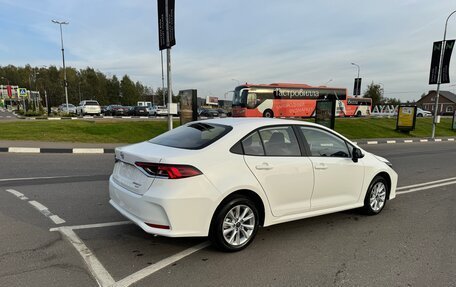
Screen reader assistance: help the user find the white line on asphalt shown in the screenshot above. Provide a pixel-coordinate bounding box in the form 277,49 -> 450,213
139,116 -> 148,119
72,148 -> 104,154
434,139 -> 442,142
448,138 -> 455,141
121,116 -> 132,119
8,147 -> 40,153
113,241 -> 210,287
396,177 -> 456,191
0,175 -> 75,182
6,189 -> 29,200
420,139 -> 428,142
367,141 -> 378,144
48,117 -> 61,120
103,116 -> 113,119
49,215 -> 66,224
404,140 -> 413,143
387,140 -> 396,144
50,221 -> 131,232
397,180 -> 456,195
58,227 -> 115,287
28,200 -> 49,212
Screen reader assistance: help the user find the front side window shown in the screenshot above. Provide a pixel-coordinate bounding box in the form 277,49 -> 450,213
259,126 -> 301,156
299,127 -> 350,158
150,123 -> 232,150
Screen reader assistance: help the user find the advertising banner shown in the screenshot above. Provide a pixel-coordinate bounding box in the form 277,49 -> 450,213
429,41 -> 442,85
157,0 -> 176,50
441,39 -> 455,84
353,78 -> 362,96
315,99 -> 336,129
396,106 -> 417,132
179,89 -> 198,124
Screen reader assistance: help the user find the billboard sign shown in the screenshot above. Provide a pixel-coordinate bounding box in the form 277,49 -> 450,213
315,98 -> 336,129
179,89 -> 198,124
396,105 -> 417,132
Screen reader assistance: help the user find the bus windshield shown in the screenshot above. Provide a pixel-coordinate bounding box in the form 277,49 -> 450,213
233,86 -> 248,107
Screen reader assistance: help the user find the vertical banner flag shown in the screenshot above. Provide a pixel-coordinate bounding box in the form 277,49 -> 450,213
429,41 -> 442,85
441,40 -> 455,84
6,85 -> 12,98
353,78 -> 362,96
157,0 -> 176,50
429,40 -> 455,84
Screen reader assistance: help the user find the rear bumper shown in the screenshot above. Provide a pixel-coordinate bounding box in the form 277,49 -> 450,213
109,175 -> 219,237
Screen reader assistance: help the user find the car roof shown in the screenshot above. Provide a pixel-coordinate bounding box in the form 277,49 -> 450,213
201,117 -> 322,128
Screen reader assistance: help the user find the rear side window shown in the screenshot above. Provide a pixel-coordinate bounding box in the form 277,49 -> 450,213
85,101 -> 99,106
242,131 -> 265,156
150,123 -> 232,149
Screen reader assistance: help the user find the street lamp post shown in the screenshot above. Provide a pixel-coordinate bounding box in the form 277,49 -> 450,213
431,10 -> 456,139
52,19 -> 70,114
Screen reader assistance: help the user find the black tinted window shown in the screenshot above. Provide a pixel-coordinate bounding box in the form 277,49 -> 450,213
85,101 -> 99,106
242,131 -> 265,156
150,123 -> 232,149
259,126 -> 301,156
299,127 -> 349,157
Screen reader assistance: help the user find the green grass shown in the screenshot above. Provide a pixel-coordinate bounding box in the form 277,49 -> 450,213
0,118 -> 454,143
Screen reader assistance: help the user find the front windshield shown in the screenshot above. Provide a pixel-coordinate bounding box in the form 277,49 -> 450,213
233,86 -> 248,107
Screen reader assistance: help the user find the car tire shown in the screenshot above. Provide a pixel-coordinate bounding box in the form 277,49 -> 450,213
417,113 -> 423,117
263,109 -> 274,118
209,196 -> 259,252
362,175 -> 388,215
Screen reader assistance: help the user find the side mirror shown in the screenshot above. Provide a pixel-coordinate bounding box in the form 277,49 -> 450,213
352,147 -> 364,163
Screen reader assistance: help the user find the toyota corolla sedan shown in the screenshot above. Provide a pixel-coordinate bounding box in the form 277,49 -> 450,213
109,118 -> 397,252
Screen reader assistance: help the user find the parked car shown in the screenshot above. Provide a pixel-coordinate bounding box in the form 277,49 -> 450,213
76,100 -> 101,116
417,107 -> 432,117
199,108 -> 219,118
216,108 -> 228,118
109,118 -> 397,252
58,103 -> 76,114
105,105 -> 129,116
149,105 -> 169,116
131,106 -> 149,116
101,106 -> 108,115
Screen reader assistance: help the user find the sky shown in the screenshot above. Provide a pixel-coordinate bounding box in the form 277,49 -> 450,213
0,0 -> 455,102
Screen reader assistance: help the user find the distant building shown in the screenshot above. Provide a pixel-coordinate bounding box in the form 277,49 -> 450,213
416,90 -> 456,115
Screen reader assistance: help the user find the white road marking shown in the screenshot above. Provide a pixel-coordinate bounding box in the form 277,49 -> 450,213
28,200 -> 49,212
72,148 -> 104,154
404,140 -> 413,143
397,180 -> 456,195
103,116 -> 113,119
0,175 -> 75,182
121,116 -> 132,119
420,139 -> 428,142
434,139 -> 442,142
396,176 -> 456,191
48,117 -> 61,120
50,221 -> 131,232
58,227 -> 115,287
139,116 -> 148,119
448,138 -> 455,141
367,141 -> 378,145
113,241 -> 210,287
8,147 -> 40,153
386,140 -> 396,144
6,189 -> 29,200
49,215 -> 66,224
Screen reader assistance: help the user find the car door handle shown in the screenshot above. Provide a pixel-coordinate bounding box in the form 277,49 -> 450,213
255,163 -> 273,170
314,163 -> 328,170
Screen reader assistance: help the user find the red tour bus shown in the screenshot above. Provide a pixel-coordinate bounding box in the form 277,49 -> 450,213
231,83 -> 371,118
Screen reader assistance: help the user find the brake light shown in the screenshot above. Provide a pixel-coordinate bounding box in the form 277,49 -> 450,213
135,162 -> 202,179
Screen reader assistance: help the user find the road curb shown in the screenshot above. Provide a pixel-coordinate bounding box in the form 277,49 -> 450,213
0,147 -> 115,154
0,138 -> 453,154
353,138 -> 455,145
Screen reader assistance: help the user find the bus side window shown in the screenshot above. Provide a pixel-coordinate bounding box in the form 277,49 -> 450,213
247,93 -> 257,108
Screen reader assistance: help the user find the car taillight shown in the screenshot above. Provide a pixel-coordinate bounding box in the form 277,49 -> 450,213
135,162 -> 202,179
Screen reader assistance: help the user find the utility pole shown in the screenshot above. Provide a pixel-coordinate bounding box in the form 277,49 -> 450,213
52,20 -> 70,115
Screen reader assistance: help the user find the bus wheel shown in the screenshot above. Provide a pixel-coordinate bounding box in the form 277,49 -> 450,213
263,110 -> 274,118
356,111 -> 362,117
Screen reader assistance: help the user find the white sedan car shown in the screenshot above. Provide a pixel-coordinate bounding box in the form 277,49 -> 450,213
109,118 -> 397,251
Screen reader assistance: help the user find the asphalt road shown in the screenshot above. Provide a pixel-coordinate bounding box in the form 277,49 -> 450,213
0,108 -> 17,121
0,142 -> 455,287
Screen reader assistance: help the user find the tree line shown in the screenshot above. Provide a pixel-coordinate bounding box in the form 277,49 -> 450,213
0,65 -> 169,107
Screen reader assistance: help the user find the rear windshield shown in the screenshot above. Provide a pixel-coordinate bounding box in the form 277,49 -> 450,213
85,101 -> 99,106
149,123 -> 232,149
